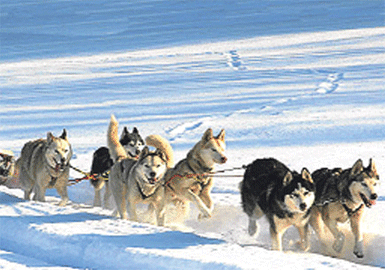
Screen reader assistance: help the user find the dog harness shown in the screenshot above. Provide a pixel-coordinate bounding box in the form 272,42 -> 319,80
342,203 -> 364,217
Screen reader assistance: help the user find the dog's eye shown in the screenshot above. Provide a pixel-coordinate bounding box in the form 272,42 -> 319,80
304,191 -> 309,196
55,150 -> 60,154
144,164 -> 150,168
130,143 -> 135,146
211,148 -> 217,152
362,182 -> 368,187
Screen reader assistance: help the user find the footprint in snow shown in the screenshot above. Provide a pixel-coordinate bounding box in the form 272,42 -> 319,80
227,50 -> 246,70
315,73 -> 343,94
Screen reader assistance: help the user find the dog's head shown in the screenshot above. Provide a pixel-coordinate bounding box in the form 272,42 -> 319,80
283,168 -> 315,213
349,158 -> 380,208
135,146 -> 168,185
45,129 -> 73,172
198,128 -> 227,167
0,151 -> 15,177
120,127 -> 145,159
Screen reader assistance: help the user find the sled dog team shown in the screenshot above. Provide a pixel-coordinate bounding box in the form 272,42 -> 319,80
0,114 -> 380,258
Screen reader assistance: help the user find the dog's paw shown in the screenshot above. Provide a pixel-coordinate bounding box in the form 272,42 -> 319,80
58,199 -> 68,207
332,232 -> 345,253
296,240 -> 310,252
248,220 -> 258,236
198,210 -> 212,220
353,241 -> 364,258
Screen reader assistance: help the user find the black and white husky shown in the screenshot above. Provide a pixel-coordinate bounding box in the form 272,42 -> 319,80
240,158 -> 315,251
90,125 -> 144,207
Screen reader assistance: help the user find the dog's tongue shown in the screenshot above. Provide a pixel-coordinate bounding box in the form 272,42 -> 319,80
370,200 -> 376,206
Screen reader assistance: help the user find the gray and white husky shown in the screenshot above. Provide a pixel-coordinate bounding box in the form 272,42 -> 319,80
240,158 -> 315,251
107,115 -> 173,225
310,159 -> 380,258
90,124 -> 144,207
147,128 -> 227,222
18,130 -> 73,206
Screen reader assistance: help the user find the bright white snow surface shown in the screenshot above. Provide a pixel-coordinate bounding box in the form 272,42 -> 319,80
1,0 -> 385,269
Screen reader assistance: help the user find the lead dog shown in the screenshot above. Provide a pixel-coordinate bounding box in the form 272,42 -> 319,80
147,128 -> 227,221
107,115 -> 173,225
18,130 -> 73,206
310,159 -> 380,258
240,158 -> 315,251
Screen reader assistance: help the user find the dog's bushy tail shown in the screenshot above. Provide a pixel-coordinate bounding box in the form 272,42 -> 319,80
145,134 -> 174,169
107,114 -> 127,162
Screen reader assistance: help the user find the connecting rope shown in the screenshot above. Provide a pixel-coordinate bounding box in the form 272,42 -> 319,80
68,164 -> 109,186
68,164 -> 247,186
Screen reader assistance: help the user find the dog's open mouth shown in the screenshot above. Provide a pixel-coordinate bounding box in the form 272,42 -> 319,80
360,193 -> 376,208
147,177 -> 158,185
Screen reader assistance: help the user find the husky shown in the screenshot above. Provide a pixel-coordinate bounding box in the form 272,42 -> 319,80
0,150 -> 15,185
107,115 -> 173,225
17,130 -> 73,206
90,125 -> 144,207
148,128 -> 227,221
240,158 -> 315,251
310,159 -> 380,258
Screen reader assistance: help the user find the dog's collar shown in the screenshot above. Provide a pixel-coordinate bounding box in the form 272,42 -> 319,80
187,158 -> 213,174
136,180 -> 161,200
342,203 -> 363,217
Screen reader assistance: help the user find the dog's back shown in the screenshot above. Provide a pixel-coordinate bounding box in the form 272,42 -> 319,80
18,139 -> 46,189
240,158 -> 289,216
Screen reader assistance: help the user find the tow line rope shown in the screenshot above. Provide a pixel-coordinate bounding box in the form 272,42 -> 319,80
68,164 -> 109,186
164,165 -> 247,187
68,164 -> 247,186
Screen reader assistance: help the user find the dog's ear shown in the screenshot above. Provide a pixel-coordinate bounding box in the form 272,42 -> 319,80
301,168 -> 313,183
60,129 -> 68,140
139,146 -> 149,159
155,148 -> 167,163
202,128 -> 213,143
351,159 -> 363,177
368,158 -> 378,178
123,127 -> 129,135
47,132 -> 55,143
216,129 -> 226,142
132,127 -> 139,134
283,171 -> 293,186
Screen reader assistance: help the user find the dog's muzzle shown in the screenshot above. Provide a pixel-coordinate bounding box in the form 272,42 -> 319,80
360,193 -> 377,208
147,172 -> 159,185
54,158 -> 68,172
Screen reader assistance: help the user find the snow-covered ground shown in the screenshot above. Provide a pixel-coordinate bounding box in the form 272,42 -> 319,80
1,1 -> 384,269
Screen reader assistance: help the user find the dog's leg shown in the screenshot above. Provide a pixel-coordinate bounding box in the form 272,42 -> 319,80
270,217 -> 290,251
296,223 -> 310,251
127,199 -> 137,222
198,180 -> 215,220
115,186 -> 128,219
270,226 -> 284,251
309,207 -> 329,251
24,189 -> 32,200
103,181 -> 112,209
56,185 -> 69,206
154,203 -> 166,226
185,189 -> 212,218
248,205 -> 264,236
350,208 -> 365,258
32,183 -> 46,202
94,189 -> 102,207
323,214 -> 345,253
